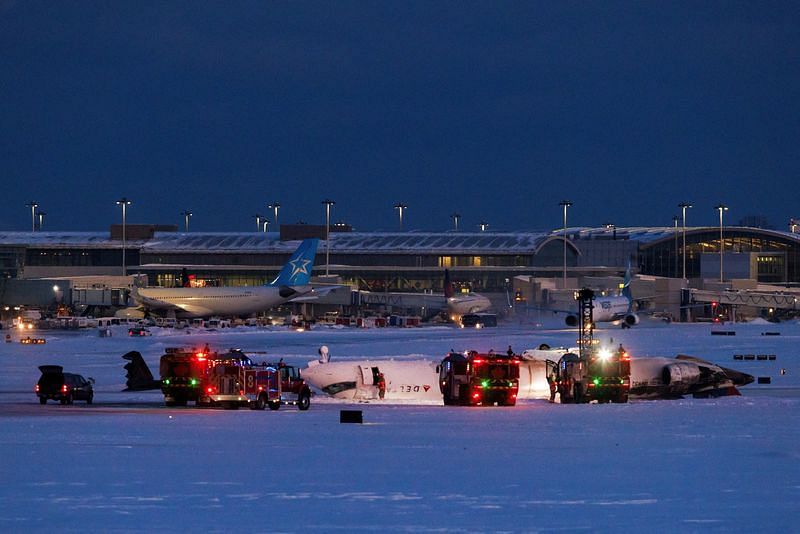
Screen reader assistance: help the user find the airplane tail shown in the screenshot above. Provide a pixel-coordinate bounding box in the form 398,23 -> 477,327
180,268 -> 191,288
622,260 -> 633,312
444,269 -> 453,299
269,238 -> 319,287
122,351 -> 161,391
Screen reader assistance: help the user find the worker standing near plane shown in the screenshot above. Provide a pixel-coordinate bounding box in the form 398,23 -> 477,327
377,372 -> 386,400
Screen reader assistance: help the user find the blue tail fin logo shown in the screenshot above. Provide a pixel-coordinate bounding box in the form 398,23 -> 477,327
621,260 -> 633,311
270,239 -> 319,286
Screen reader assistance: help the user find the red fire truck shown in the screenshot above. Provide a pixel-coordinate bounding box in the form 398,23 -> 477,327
159,348 -> 281,409
159,348 -> 209,406
273,362 -> 312,410
199,352 -> 281,410
438,351 -> 520,406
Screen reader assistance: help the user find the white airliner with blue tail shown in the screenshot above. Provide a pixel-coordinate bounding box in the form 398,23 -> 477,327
133,239 -> 333,318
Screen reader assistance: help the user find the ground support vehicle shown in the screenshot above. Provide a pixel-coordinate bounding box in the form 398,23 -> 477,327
438,351 -> 520,406
275,362 -> 312,410
36,365 -> 94,405
459,313 -> 498,328
552,288 -> 631,404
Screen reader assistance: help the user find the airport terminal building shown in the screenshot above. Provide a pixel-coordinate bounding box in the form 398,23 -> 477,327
1,224 -> 800,317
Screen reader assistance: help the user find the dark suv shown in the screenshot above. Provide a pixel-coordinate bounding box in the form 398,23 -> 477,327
36,365 -> 94,405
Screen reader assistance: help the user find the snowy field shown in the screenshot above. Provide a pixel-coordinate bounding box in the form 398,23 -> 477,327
1,318 -> 799,532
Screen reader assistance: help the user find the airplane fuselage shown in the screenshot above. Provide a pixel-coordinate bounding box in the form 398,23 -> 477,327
134,285 -> 312,318
592,296 -> 631,322
447,294 -> 492,316
301,351 -> 752,403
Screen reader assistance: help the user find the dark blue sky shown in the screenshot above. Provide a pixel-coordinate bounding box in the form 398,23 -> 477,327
1,1 -> 798,232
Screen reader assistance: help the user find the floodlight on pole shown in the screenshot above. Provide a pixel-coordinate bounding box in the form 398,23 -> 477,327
181,210 -> 192,232
394,203 -> 407,230
268,202 -> 280,229
478,221 -> 488,232
115,197 -> 132,276
715,203 -> 728,282
263,219 -> 270,233
559,200 -> 573,286
253,214 -> 263,232
450,213 -> 460,232
322,199 -> 335,276
37,212 -> 46,231
26,201 -> 38,232
673,215 -> 680,278
678,202 -> 692,280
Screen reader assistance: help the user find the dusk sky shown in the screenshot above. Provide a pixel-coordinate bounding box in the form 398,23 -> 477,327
1,2 -> 798,233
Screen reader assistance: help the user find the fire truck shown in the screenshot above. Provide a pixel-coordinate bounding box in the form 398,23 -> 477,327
200,352 -> 281,410
159,348 -> 209,406
550,288 -> 631,403
438,351 -> 520,406
274,362 -> 312,410
159,347 -> 281,409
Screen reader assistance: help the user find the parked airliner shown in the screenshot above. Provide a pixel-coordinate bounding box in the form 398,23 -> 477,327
540,265 -> 646,328
133,239 -> 335,318
444,269 -> 492,318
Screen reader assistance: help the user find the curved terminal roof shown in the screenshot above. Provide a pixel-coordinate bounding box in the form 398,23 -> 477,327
562,226 -> 800,246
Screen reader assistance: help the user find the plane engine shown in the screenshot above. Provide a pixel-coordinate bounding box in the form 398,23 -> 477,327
623,313 -> 640,327
565,314 -> 578,327
660,362 -> 702,395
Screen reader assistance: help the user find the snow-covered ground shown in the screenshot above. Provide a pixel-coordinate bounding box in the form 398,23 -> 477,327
1,319 -> 799,531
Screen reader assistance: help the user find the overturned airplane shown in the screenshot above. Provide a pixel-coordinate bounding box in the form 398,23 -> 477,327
300,346 -> 754,403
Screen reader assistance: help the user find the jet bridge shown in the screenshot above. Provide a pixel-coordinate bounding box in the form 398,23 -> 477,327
689,289 -> 799,311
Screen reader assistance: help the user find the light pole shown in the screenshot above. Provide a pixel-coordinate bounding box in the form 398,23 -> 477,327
37,212 -> 46,231
253,214 -> 263,232
268,202 -> 280,229
715,203 -> 728,282
181,210 -> 192,232
678,202 -> 692,280
263,219 -> 270,233
559,200 -> 572,286
673,215 -> 679,278
479,221 -> 488,232
115,197 -> 131,276
26,201 -> 38,232
450,213 -> 460,232
322,199 -> 335,276
394,202 -> 407,230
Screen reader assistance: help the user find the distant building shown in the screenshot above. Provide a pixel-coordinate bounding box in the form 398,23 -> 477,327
1,225 -> 799,301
